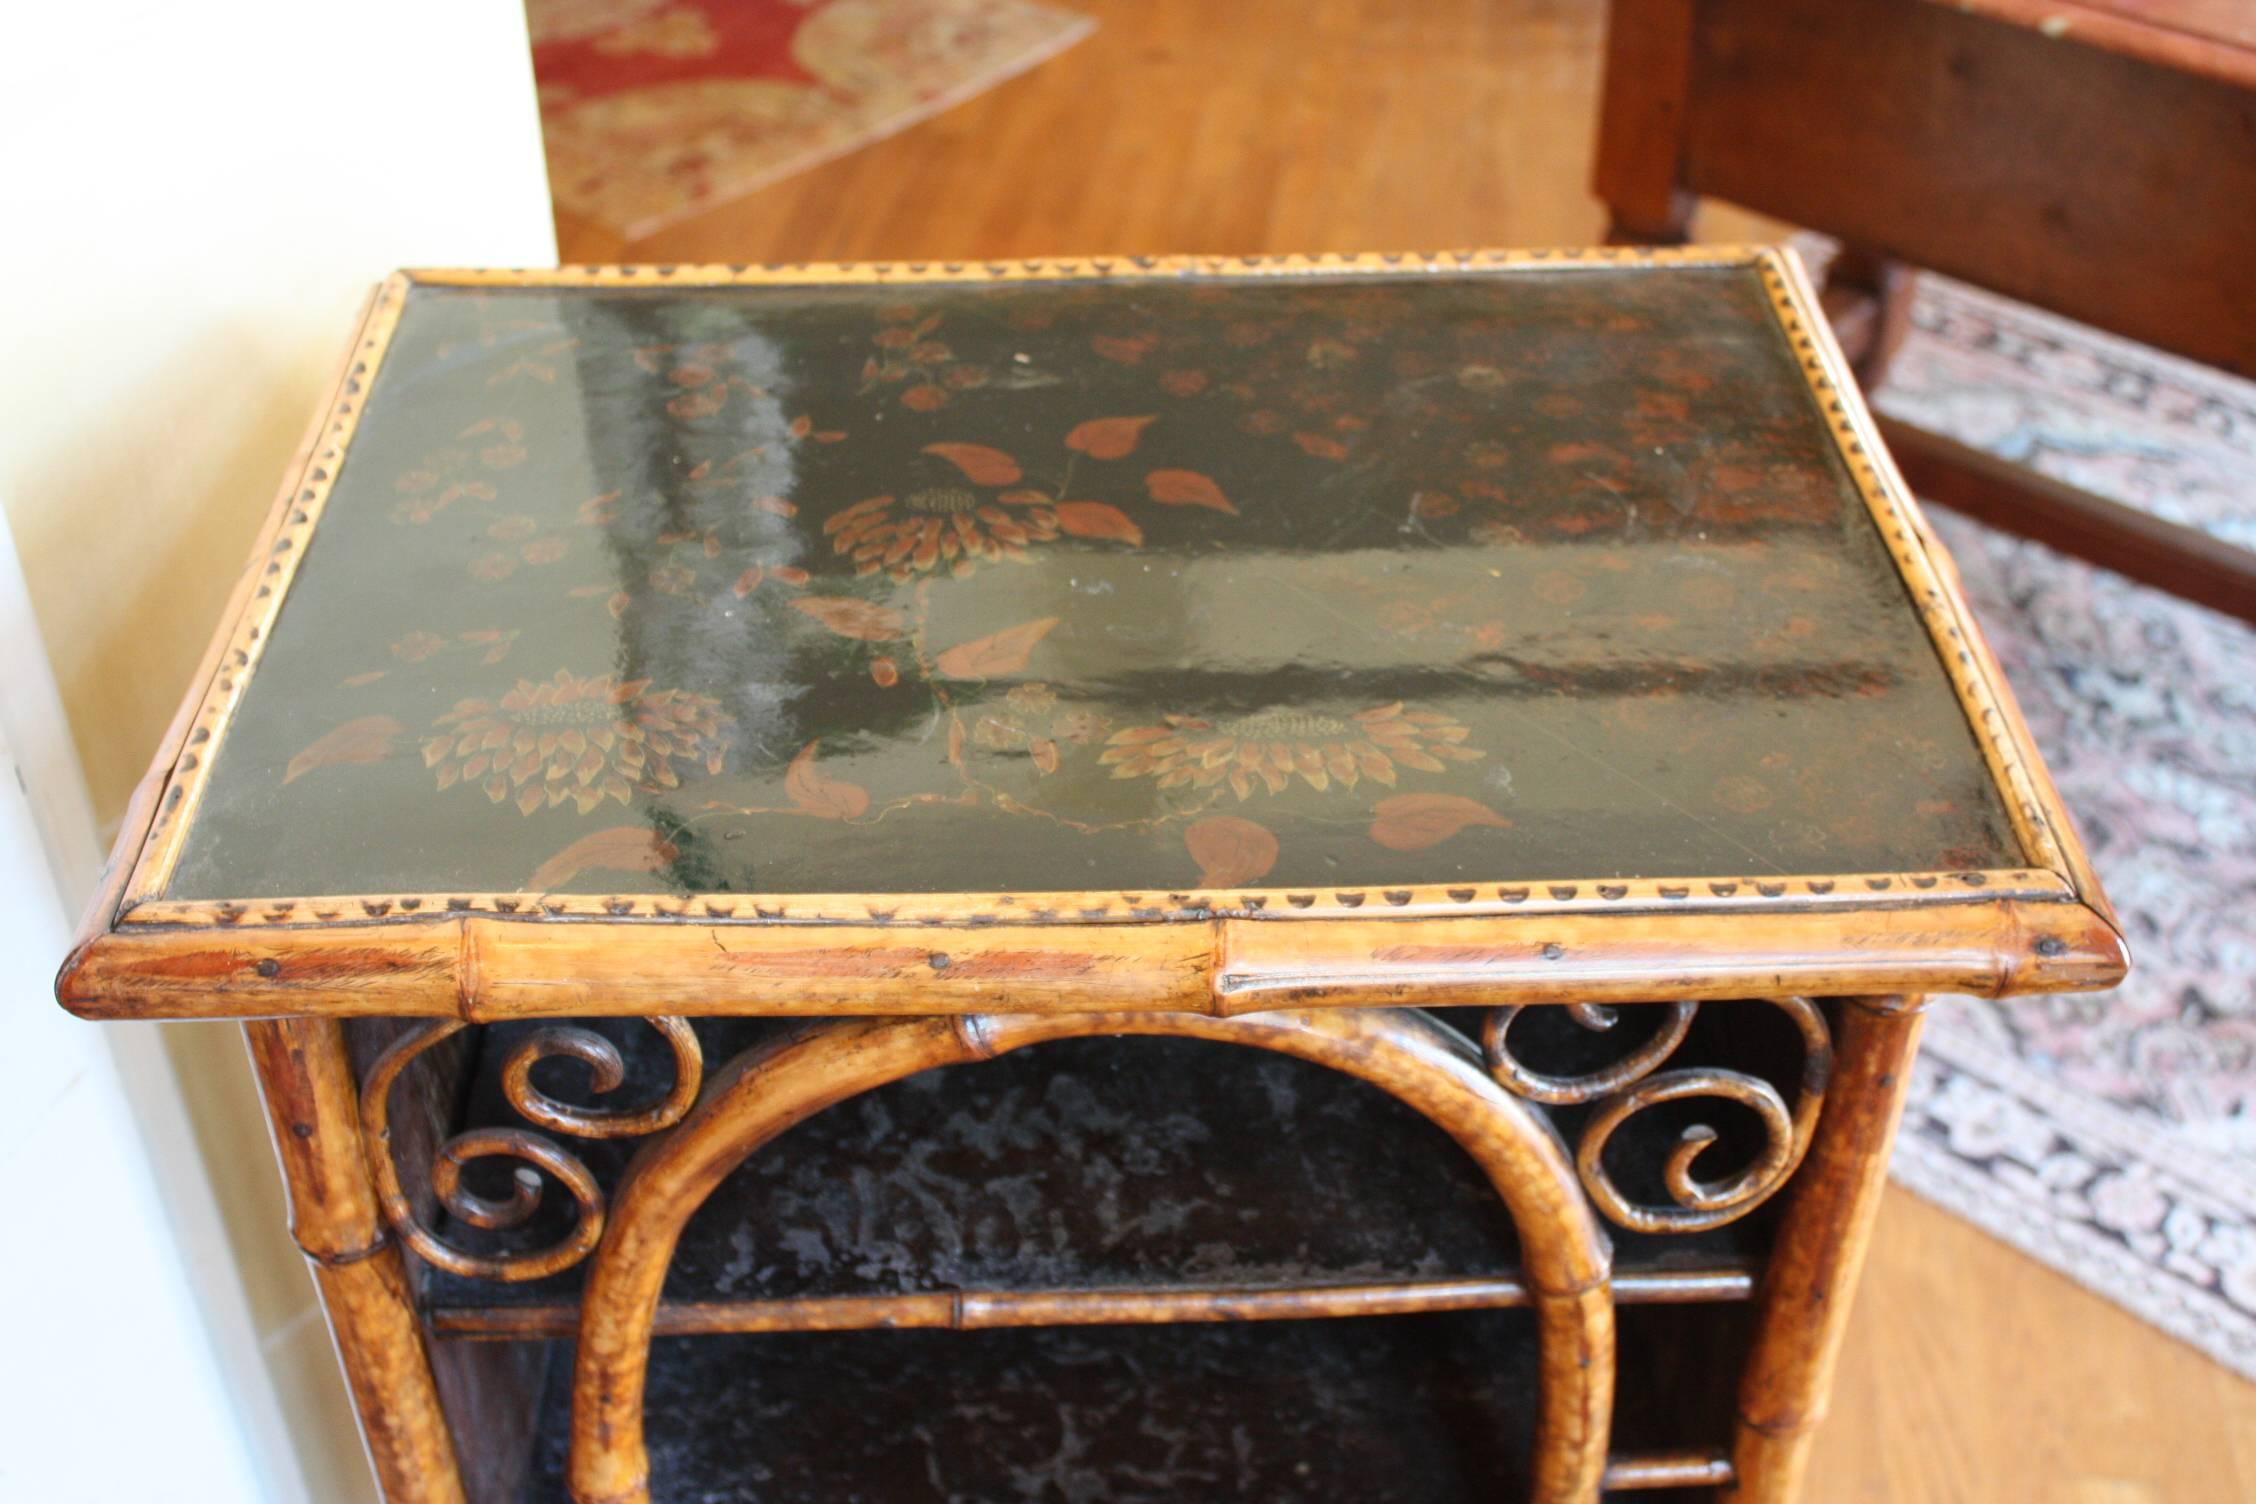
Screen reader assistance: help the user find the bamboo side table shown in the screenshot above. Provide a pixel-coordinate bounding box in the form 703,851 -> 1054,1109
59,247 -> 2124,1503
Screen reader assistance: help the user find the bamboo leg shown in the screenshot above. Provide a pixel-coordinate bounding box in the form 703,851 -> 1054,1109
1723,995 -> 1927,1503
244,1018 -> 465,1504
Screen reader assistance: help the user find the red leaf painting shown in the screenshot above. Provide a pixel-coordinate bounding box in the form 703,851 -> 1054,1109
1185,815 -> 1279,888
1053,501 -> 1144,547
1145,469 -> 1236,514
790,595 -> 908,641
1091,334 -> 1157,365
784,740 -> 870,820
1368,794 -> 1512,851
922,442 -> 1022,485
283,715 -> 402,785
935,617 -> 1061,678
1064,415 -> 1156,460
527,825 -> 679,890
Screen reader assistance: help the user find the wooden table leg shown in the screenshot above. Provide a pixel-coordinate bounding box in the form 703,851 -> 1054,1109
1594,0 -> 1700,245
244,1018 -> 465,1504
1817,247 -> 1915,390
1878,414 -> 2256,625
1724,995 -> 1927,1503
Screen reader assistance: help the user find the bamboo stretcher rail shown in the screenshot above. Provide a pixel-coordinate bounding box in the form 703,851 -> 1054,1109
427,1264 -> 1757,1340
1603,1451 -> 1737,1491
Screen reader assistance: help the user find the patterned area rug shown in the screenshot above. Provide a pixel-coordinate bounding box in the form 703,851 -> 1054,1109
1870,274 -> 2256,1379
530,0 -> 1093,243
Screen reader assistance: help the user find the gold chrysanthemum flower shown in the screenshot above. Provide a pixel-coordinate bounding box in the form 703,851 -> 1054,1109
823,487 -> 1062,581
423,668 -> 729,815
1101,702 -> 1481,801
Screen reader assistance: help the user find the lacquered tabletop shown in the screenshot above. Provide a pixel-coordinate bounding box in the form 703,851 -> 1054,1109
155,256 -> 2025,906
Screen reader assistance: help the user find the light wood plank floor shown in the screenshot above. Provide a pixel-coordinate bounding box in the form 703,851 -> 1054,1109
556,3 -> 2256,1498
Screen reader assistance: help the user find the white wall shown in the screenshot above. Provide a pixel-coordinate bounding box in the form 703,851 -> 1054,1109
0,4 -> 557,1499
1,1 -> 559,824
0,516 -> 275,1502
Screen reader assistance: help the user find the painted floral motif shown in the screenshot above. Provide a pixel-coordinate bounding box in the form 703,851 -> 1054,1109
1054,279 -> 1850,543
389,629 -> 520,667
1102,703 -> 1481,801
821,439 -> 1146,580
167,267 -> 2023,914
390,418 -> 527,524
423,669 -> 731,815
825,484 -> 1061,579
972,681 -> 1111,774
862,303 -> 993,412
430,297 -> 581,385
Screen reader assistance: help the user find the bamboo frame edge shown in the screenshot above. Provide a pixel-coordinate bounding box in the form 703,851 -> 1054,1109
105,276 -> 414,916
60,248 -> 2127,1020
1756,248 -> 2103,914
58,890 -> 2126,1021
403,243 -> 1769,288
110,862 -> 2069,929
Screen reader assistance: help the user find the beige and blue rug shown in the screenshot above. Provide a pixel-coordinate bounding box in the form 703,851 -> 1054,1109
1871,273 -> 2256,1379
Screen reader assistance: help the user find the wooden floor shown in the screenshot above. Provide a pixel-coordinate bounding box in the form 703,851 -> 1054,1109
1826,1194 -> 2256,1503
555,2 -> 2256,1498
557,0 -> 1789,263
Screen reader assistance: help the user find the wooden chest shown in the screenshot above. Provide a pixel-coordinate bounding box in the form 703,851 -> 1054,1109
59,247 -> 2123,1502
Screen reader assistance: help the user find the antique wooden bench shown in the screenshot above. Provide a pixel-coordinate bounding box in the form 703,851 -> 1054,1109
1594,0 -> 2256,622
58,247 -> 2124,1502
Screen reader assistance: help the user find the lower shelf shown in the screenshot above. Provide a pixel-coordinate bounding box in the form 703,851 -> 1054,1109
526,1315 -> 1539,1503
516,1307 -> 1744,1502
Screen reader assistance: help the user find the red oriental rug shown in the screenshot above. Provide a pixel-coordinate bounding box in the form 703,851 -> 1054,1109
529,0 -> 1093,244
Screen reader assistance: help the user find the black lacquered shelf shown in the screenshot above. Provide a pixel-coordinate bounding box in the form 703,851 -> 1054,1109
517,1305 -> 1746,1503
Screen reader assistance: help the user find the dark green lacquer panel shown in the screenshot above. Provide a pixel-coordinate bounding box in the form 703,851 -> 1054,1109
166,268 -> 2019,901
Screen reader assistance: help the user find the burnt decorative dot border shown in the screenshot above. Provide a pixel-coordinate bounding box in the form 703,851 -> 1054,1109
107,248 -> 2097,935
405,244 -> 1764,290
118,277 -> 412,911
1751,247 -> 2077,893
113,865 -> 2072,930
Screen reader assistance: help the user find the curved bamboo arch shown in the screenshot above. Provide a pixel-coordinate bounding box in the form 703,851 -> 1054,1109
567,1008 -> 1617,1504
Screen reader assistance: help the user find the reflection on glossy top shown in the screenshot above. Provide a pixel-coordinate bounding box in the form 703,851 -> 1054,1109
165,266 -> 2020,902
